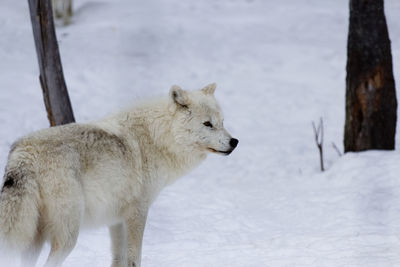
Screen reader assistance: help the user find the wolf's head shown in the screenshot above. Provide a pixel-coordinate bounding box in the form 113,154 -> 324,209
169,83 -> 238,156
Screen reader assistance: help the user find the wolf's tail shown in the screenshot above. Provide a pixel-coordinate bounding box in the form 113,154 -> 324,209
0,163 -> 40,251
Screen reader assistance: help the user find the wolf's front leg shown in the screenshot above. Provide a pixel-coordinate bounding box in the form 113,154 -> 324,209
109,223 -> 127,267
125,211 -> 148,267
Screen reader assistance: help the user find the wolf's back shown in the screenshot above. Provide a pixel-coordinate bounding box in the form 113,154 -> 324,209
0,150 -> 40,251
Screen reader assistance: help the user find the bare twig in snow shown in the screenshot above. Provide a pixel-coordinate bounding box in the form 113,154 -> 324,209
312,118 -> 324,172
332,142 -> 343,157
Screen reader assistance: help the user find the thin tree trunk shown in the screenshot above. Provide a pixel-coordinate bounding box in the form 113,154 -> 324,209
28,0 -> 75,126
344,0 -> 397,152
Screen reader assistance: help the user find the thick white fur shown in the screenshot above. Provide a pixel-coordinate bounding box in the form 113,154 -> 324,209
0,84 -> 237,267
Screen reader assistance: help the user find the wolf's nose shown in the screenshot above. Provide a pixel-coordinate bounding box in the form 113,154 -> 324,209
230,138 -> 239,148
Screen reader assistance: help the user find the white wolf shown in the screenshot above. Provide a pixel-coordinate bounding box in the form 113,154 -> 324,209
0,83 -> 238,267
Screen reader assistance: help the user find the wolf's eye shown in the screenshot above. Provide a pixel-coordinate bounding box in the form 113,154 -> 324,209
203,121 -> 213,128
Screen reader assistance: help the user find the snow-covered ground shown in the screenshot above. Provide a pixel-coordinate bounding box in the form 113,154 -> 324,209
1,0 -> 400,266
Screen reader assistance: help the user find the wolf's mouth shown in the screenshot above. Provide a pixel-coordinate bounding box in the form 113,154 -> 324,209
207,147 -> 233,155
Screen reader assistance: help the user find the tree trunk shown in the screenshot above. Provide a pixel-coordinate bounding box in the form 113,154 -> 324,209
28,0 -> 75,126
344,0 -> 397,152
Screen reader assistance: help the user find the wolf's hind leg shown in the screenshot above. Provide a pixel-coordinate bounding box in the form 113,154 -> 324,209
67,0 -> 73,16
61,0 -> 72,24
43,217 -> 79,267
42,177 -> 83,267
20,230 -> 45,267
109,223 -> 127,267
52,0 -> 62,18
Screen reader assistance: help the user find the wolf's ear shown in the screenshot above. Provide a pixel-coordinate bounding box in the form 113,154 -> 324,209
170,85 -> 189,108
202,83 -> 216,95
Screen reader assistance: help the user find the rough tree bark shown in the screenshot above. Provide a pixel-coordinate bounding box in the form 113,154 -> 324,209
344,0 -> 397,152
28,0 -> 75,126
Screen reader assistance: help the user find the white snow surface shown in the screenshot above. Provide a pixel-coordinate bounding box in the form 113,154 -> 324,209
1,0 -> 400,266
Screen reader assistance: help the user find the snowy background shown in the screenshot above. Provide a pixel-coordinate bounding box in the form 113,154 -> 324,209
1,0 -> 400,266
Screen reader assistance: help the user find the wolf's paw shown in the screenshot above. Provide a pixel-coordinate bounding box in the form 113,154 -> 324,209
110,262 -> 125,267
